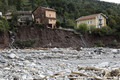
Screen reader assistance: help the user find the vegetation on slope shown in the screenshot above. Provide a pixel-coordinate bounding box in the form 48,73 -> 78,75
0,0 -> 120,36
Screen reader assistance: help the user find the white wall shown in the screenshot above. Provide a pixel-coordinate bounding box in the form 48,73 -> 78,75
0,12 -> 2,16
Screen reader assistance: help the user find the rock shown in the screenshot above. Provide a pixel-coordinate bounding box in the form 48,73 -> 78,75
112,49 -> 118,54
21,75 -> 27,80
4,67 -> 10,70
65,69 -> 71,73
0,78 -> 5,80
96,62 -> 109,68
0,57 -> 6,63
39,74 -> 45,78
8,53 -> 16,59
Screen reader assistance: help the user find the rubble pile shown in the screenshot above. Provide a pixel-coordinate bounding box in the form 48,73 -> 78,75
0,48 -> 120,80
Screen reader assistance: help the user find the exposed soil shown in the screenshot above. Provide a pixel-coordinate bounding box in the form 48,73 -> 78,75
0,26 -> 120,49
85,34 -> 118,47
0,32 -> 9,49
15,26 -> 84,48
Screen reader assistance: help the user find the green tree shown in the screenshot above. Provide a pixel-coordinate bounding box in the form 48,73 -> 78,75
56,20 -> 61,28
0,16 -> 9,32
78,23 -> 89,34
109,19 -> 117,29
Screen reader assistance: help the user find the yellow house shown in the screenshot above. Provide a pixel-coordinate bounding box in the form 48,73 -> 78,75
76,13 -> 107,28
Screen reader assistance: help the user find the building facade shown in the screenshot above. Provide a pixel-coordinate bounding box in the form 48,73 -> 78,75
32,6 -> 56,28
76,13 -> 107,28
17,11 -> 33,26
5,11 -> 33,26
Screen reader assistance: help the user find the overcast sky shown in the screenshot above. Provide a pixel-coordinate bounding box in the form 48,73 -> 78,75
100,0 -> 120,4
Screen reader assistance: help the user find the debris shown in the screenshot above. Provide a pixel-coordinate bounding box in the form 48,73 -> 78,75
0,48 -> 119,80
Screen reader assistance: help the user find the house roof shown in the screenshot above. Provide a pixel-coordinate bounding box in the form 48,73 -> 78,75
5,12 -> 12,16
5,11 -> 32,16
18,11 -> 32,14
76,13 -> 107,21
32,6 -> 56,13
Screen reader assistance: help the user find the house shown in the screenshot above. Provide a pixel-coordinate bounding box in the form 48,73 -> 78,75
5,11 -> 33,26
32,6 -> 56,28
76,13 -> 107,28
0,12 -> 2,16
5,12 -> 12,20
17,11 -> 33,26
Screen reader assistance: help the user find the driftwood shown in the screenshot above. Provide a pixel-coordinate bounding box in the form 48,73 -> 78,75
78,66 -> 106,71
77,66 -> 120,80
78,66 -> 111,77
71,71 -> 105,80
34,67 -> 120,80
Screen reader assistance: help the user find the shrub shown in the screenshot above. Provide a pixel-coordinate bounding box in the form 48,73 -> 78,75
92,28 -> 103,36
0,16 -> 10,32
110,40 -> 118,47
61,19 -> 76,29
34,23 -> 44,28
94,41 -> 105,47
114,32 -> 120,39
77,23 -> 89,34
107,39 -> 119,47
13,39 -> 38,48
89,25 -> 96,33
92,26 -> 114,37
101,26 -> 113,35
56,20 -> 61,27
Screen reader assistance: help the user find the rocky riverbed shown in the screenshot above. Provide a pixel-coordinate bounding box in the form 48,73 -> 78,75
0,48 -> 120,80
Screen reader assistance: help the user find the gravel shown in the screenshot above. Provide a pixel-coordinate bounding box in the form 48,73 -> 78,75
0,47 -> 120,80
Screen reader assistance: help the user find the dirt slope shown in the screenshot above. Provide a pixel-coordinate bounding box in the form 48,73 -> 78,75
0,26 -> 119,49
15,27 -> 84,48
0,32 -> 9,48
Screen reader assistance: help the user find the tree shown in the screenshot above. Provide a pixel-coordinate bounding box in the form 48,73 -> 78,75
56,20 -> 61,28
0,16 -> 9,32
78,23 -> 89,34
109,19 -> 117,29
16,0 -> 23,10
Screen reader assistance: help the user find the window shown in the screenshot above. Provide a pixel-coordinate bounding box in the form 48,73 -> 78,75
87,21 -> 89,24
87,21 -> 92,24
49,14 -> 51,17
90,21 -> 92,24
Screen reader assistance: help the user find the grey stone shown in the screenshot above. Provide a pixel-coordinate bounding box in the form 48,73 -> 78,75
8,53 -> 16,59
0,57 -> 6,63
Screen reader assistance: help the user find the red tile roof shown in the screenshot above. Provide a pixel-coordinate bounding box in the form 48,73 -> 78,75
76,13 -> 106,21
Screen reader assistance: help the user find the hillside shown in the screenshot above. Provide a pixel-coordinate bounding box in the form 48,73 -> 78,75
0,0 -> 120,29
0,0 -> 120,49
0,26 -> 120,49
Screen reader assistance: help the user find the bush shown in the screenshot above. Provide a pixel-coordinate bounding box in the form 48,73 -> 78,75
101,26 -> 113,35
89,25 -> 96,32
94,41 -> 105,47
77,23 -> 89,34
34,23 -> 44,28
114,32 -> 120,39
109,40 -> 118,47
13,39 -> 38,48
0,16 -> 10,32
61,19 -> 76,29
56,20 -> 61,28
92,26 -> 114,37
107,39 -> 119,47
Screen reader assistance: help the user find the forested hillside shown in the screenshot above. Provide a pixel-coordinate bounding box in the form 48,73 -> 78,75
0,0 -> 120,29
